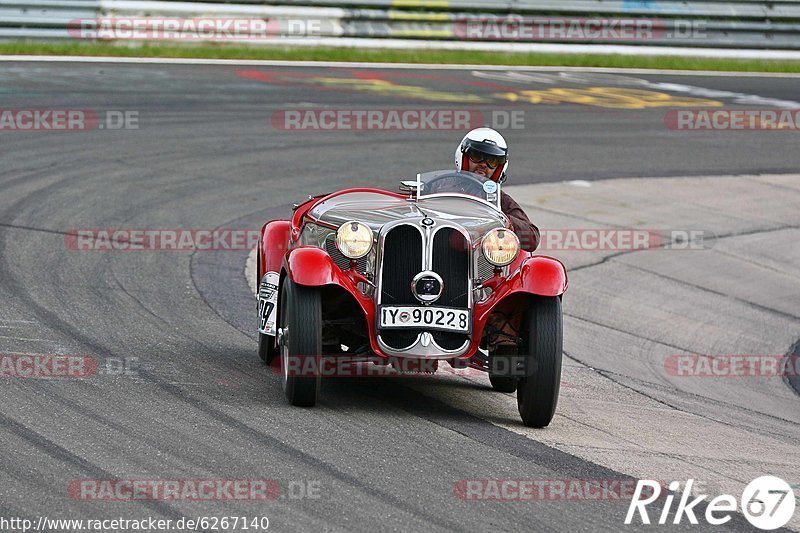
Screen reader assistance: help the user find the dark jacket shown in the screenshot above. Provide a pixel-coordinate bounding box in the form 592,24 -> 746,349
501,191 -> 540,252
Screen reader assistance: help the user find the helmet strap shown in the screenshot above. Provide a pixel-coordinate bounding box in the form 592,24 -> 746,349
491,166 -> 504,182
460,152 -> 470,171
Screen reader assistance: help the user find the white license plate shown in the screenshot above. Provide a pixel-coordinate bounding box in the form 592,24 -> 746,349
379,306 -> 470,334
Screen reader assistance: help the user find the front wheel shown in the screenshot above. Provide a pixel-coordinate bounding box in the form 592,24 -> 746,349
258,332 -> 277,364
279,279 -> 322,407
488,346 -> 520,392
517,296 -> 563,428
489,375 -> 517,393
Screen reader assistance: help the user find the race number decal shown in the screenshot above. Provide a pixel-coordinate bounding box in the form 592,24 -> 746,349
258,272 -> 280,336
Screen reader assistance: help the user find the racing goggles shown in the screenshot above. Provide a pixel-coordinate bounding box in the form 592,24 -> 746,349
467,148 -> 506,169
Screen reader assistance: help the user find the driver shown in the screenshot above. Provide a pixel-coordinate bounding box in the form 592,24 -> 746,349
456,128 -> 540,356
455,128 -> 539,251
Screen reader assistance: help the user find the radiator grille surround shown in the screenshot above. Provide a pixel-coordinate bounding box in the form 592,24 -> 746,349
432,228 -> 469,308
379,225 -> 422,306
377,222 -> 472,354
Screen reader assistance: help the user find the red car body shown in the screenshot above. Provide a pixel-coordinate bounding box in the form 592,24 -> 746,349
257,184 -> 567,367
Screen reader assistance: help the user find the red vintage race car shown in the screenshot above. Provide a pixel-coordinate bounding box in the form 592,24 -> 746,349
256,170 -> 567,427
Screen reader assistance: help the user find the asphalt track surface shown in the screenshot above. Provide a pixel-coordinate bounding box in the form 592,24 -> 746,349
0,59 -> 798,532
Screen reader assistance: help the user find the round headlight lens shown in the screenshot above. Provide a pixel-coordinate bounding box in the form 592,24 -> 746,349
482,228 -> 520,266
336,221 -> 373,259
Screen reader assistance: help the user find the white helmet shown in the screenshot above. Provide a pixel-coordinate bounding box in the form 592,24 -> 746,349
454,127 -> 509,183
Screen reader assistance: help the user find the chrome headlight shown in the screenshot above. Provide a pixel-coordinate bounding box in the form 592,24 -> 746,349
482,228 -> 520,266
336,221 -> 373,259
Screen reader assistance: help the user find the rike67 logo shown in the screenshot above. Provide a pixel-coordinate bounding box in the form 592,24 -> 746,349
625,477 -> 795,530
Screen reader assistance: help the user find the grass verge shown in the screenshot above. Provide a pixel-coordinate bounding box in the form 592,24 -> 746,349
1,41 -> 799,72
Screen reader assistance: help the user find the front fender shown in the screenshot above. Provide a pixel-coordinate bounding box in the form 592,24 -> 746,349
283,246 -> 382,354
284,246 -> 339,287
517,255 -> 568,297
471,255 -> 567,349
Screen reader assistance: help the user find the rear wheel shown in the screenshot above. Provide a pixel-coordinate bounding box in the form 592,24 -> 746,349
517,296 -> 563,428
279,279 -> 322,407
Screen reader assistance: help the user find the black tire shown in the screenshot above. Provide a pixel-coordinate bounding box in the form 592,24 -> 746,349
517,296 -> 563,428
280,279 -> 322,407
258,332 -> 277,364
489,375 -> 517,393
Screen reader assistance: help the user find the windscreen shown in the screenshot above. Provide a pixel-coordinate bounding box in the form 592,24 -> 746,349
417,170 -> 501,209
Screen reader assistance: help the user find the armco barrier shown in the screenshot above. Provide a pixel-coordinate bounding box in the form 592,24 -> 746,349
2,0 -> 800,49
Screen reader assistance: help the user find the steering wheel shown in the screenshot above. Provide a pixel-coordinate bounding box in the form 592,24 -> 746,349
423,172 -> 488,197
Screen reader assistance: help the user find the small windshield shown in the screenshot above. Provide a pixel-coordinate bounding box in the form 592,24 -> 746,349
416,170 -> 501,209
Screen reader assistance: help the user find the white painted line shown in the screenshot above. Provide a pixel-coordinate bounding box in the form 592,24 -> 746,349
0,335 -> 61,343
1,55 -> 800,78
0,351 -> 76,356
246,247 -> 258,297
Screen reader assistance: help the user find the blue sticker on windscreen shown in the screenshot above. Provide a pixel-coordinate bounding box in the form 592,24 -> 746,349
482,180 -> 498,194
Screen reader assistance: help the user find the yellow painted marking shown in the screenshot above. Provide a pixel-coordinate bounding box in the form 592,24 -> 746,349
393,0 -> 448,7
388,11 -> 451,21
493,87 -> 723,109
306,77 -> 488,103
392,29 -> 454,37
